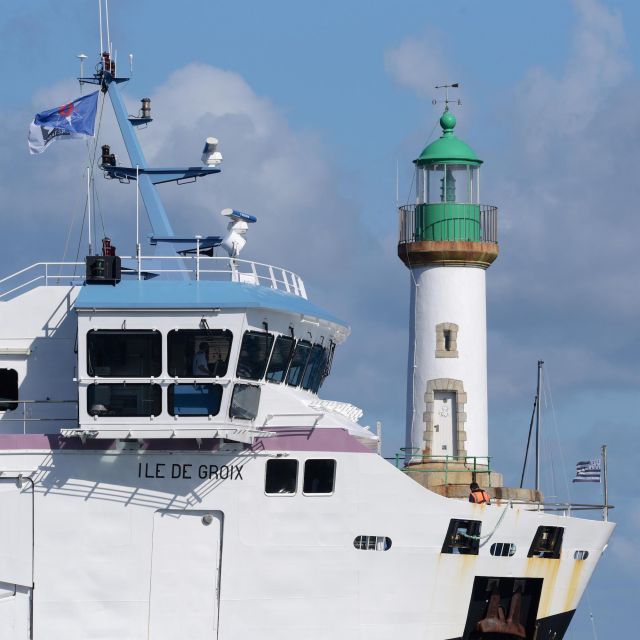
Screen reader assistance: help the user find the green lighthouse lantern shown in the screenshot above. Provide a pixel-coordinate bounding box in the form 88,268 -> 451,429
414,108 -> 482,242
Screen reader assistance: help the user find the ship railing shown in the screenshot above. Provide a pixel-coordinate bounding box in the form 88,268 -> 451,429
497,499 -> 614,518
0,256 -> 307,300
388,450 -> 495,486
398,203 -> 498,245
0,399 -> 78,435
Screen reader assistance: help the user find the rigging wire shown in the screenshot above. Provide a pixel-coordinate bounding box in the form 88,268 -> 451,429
59,167 -> 91,280
88,91 -> 108,239
541,384 -> 559,500
543,367 -> 572,503
585,588 -> 599,640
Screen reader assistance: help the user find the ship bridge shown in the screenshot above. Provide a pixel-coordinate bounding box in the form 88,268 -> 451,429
0,256 -> 360,445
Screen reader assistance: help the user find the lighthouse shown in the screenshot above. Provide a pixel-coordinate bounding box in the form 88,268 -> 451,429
399,98 -> 498,467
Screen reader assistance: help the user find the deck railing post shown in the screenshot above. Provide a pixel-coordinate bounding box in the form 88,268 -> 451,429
195,236 -> 201,281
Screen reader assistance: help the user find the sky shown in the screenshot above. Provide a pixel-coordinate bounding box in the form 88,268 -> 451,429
0,0 -> 638,635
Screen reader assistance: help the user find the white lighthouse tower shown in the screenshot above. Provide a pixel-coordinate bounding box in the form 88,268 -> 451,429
399,98 -> 498,468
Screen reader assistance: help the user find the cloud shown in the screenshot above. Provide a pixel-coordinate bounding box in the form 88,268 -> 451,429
384,28 -> 453,97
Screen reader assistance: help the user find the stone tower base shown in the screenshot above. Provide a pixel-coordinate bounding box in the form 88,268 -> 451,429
405,460 -> 543,504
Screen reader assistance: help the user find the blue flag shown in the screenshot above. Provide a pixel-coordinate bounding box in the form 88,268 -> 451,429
28,91 -> 99,154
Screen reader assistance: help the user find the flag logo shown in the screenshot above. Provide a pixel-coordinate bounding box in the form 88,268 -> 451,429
572,459 -> 601,483
28,91 -> 99,155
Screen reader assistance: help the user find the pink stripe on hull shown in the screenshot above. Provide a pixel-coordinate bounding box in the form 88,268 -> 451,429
0,428 -> 371,454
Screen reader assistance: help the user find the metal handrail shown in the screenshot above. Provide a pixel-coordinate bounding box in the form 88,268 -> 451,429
0,256 -> 307,300
398,203 -> 498,245
387,452 -> 494,487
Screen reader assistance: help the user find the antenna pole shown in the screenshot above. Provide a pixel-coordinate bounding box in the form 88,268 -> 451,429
87,167 -> 92,255
535,359 -> 543,491
105,0 -> 111,55
602,444 -> 608,522
98,0 -> 103,53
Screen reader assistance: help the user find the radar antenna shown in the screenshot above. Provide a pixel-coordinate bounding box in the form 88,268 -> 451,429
432,82 -> 462,111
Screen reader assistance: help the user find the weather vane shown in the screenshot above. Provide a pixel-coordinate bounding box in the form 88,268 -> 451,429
432,83 -> 461,110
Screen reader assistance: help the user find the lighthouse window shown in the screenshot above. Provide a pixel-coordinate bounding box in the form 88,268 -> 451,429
286,340 -> 312,387
435,323 -> 459,358
229,383 -> 261,420
265,459 -> 298,495
87,330 -> 161,377
236,331 -> 274,380
168,329 -> 233,378
266,336 -> 296,383
0,368 -> 18,412
87,383 -> 161,417
168,384 -> 223,416
303,459 -> 336,494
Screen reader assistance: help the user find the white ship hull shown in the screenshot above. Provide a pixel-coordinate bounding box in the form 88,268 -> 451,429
0,432 -> 613,639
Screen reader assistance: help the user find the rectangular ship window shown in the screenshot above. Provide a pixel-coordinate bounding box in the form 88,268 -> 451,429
168,384 -> 223,416
441,519 -> 481,555
236,331 -> 274,380
265,336 -> 295,384
265,459 -> 298,495
0,369 -> 18,412
87,330 -> 161,377
168,329 -> 233,378
303,459 -> 336,495
528,526 -> 564,559
87,383 -> 161,417
286,340 -> 311,387
229,384 -> 260,420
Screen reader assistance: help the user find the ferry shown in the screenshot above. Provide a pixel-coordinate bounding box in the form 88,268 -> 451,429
0,11 -> 613,640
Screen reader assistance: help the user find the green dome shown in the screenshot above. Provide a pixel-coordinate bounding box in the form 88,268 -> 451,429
415,109 -> 482,166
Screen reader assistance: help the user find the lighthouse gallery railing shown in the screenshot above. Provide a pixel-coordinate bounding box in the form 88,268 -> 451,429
398,203 -> 498,245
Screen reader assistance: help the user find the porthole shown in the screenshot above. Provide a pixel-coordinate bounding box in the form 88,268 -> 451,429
353,536 -> 392,551
574,550 -> 589,560
490,542 -> 516,557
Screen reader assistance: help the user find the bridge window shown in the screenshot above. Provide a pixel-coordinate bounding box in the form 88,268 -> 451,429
265,459 -> 298,494
229,383 -> 260,420
168,329 -> 232,378
286,340 -> 311,387
0,369 -> 18,412
303,459 -> 336,494
168,384 -> 223,416
87,383 -> 161,417
302,344 -> 327,392
354,536 -> 392,551
266,336 -> 295,383
237,331 -> 274,380
87,330 -> 161,377
528,526 -> 564,559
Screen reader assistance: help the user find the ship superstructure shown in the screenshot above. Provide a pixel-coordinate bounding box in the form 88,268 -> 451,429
0,30 -> 613,640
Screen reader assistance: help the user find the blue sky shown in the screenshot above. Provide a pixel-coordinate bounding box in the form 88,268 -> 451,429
1,0 -> 638,636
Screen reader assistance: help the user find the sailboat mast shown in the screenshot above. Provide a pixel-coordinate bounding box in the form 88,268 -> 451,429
535,359 -> 543,491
